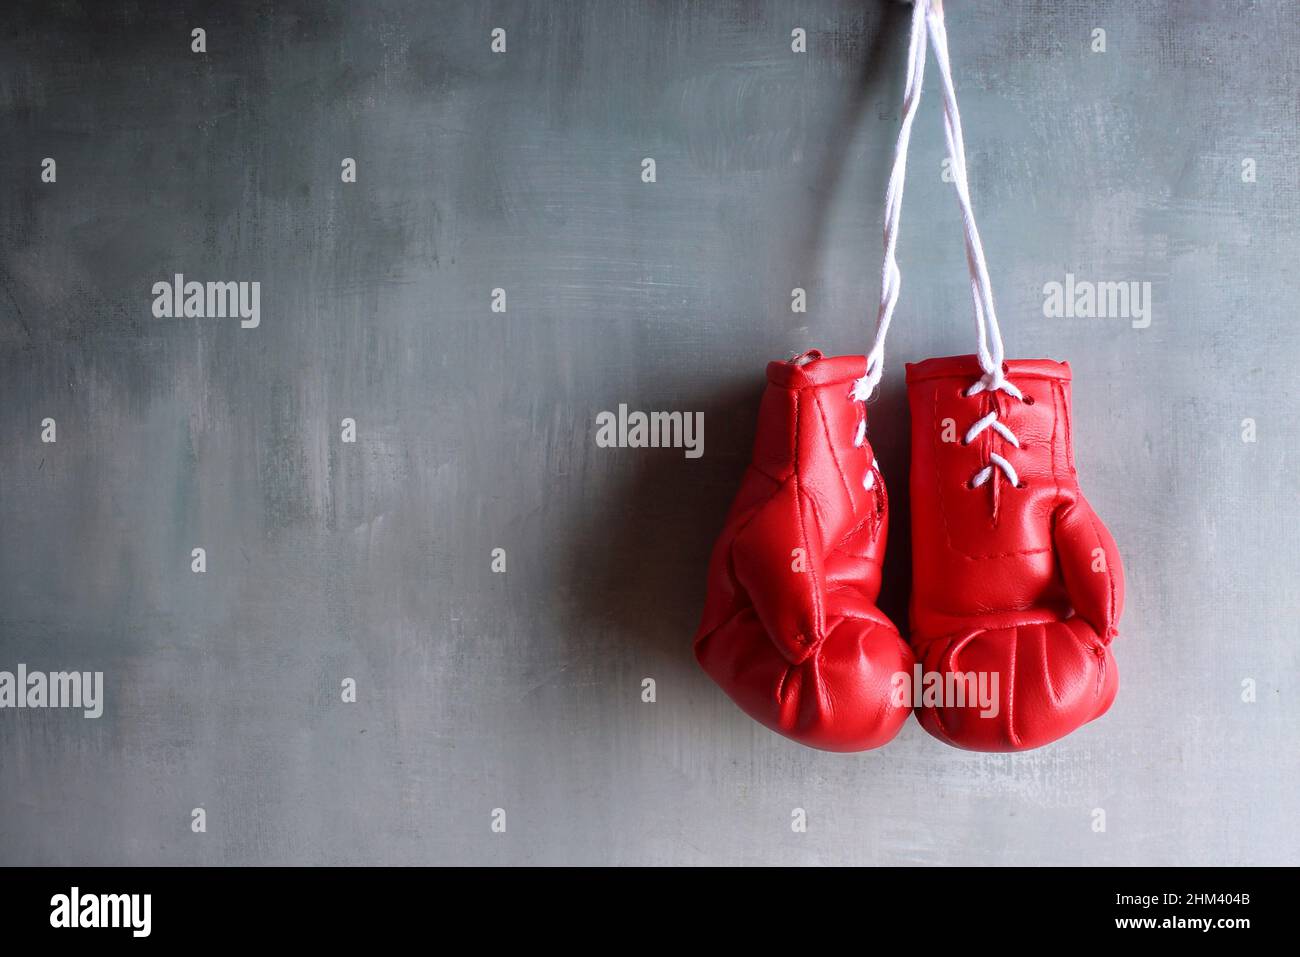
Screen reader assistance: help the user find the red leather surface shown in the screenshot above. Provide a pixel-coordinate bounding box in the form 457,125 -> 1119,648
906,355 -> 1125,751
694,351 -> 915,752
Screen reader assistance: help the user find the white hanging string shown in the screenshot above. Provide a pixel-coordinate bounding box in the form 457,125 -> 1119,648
852,0 -> 930,403
853,1 -> 1025,490
924,0 -> 1025,489
924,0 -> 1020,400
854,0 -> 1021,408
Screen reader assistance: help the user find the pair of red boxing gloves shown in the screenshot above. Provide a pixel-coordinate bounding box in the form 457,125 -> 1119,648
693,349 -> 1124,752
693,0 -> 1125,753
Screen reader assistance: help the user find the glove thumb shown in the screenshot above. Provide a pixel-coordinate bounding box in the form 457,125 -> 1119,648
1052,497 -> 1125,641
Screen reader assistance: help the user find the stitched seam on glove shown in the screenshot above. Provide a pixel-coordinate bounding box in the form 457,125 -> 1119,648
830,471 -> 882,550
1063,380 -> 1076,472
1039,623 -> 1059,707
748,460 -> 791,487
792,390 -> 824,650
1084,505 -> 1119,640
1051,380 -> 1063,498
1006,631 -> 1021,748
719,474 -> 822,656
1093,641 -> 1109,701
798,484 -> 826,649
692,603 -> 751,654
813,388 -> 858,515
833,612 -> 900,637
926,632 -> 974,744
913,618 -> 1069,652
908,366 -> 1068,385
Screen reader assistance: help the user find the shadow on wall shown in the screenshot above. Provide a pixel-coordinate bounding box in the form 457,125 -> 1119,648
865,377 -> 911,630
558,365 -> 912,684
562,3 -> 916,681
562,377 -> 764,667
791,0 -> 910,285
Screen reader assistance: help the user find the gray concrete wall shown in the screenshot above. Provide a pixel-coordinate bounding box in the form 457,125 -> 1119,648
1,0 -> 1296,865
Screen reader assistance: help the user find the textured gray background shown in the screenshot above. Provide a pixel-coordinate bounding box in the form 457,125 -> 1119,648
1,0 -> 1297,866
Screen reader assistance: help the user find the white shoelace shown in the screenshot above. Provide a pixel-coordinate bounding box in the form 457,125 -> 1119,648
850,0 -> 928,497
852,0 -> 929,406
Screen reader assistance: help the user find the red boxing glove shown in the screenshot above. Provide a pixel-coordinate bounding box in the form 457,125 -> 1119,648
694,351 -> 915,752
906,355 -> 1125,751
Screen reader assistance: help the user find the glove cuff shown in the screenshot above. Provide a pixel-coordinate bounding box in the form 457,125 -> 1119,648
905,354 -> 1071,384
766,350 -> 867,390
